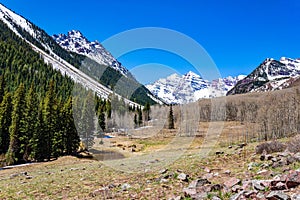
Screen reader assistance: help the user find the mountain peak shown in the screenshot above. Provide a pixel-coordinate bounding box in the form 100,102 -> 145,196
68,30 -> 84,38
53,31 -> 129,75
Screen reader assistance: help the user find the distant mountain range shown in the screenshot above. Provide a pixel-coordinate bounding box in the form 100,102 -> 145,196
146,71 -> 245,104
227,57 -> 300,95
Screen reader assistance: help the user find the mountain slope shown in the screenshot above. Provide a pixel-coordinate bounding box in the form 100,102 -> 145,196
53,30 -> 128,76
0,3 -> 155,106
146,71 -> 245,104
227,57 -> 300,95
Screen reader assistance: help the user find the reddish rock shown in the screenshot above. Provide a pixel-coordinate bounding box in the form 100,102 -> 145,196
286,170 -> 300,189
224,177 -> 241,189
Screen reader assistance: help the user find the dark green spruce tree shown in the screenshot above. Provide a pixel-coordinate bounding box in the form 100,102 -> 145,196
168,105 -> 175,129
0,92 -> 12,154
6,83 -> 27,165
43,81 -> 57,160
62,97 -> 80,155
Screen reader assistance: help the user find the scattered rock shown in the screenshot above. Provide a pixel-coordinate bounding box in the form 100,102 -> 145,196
266,191 -> 290,200
224,177 -> 241,189
177,173 -> 189,182
257,169 -> 269,175
286,170 -> 300,188
231,184 -> 242,193
202,173 -> 213,180
244,190 -> 257,198
204,167 -> 211,173
215,151 -> 224,155
212,196 -> 222,200
253,180 -> 266,191
189,179 -> 211,188
90,187 -> 110,198
229,191 -> 245,200
224,170 -> 231,175
25,176 -> 33,179
159,168 -> 168,174
121,183 -> 131,191
211,184 -> 222,191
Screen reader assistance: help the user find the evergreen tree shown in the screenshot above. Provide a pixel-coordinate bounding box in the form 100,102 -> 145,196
143,102 -> 151,121
0,75 -> 6,104
6,83 -> 27,165
168,105 -> 175,129
43,81 -> 57,160
0,92 -> 12,154
138,106 -> 143,126
30,102 -> 47,161
106,100 -> 112,119
62,97 -> 80,155
23,84 -> 38,161
81,91 -> 95,149
134,114 -> 138,128
98,105 -> 106,132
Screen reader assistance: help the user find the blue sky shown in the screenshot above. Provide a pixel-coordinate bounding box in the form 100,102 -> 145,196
1,0 -> 300,84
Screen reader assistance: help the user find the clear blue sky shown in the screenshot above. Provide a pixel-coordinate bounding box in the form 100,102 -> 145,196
1,0 -> 300,84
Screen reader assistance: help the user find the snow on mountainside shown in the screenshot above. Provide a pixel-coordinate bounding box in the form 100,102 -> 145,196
53,30 -> 128,75
146,71 -> 245,104
227,57 -> 300,95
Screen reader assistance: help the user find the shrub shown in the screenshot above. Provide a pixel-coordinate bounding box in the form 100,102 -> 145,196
255,141 -> 286,154
287,135 -> 300,153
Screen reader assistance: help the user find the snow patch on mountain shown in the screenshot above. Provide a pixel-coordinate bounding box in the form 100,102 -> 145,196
146,71 -> 245,104
53,30 -> 128,75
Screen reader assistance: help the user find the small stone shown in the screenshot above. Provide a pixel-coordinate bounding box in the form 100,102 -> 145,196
253,181 -> 266,191
159,168 -> 168,174
25,176 -> 33,179
244,190 -> 257,198
266,191 -> 290,200
228,145 -> 233,149
188,179 -> 211,188
257,169 -> 268,175
224,170 -> 231,175
177,173 -> 189,182
121,183 -> 131,191
212,196 -> 222,200
211,184 -> 222,191
229,191 -> 245,200
204,167 -> 211,173
224,177 -> 241,189
272,182 -> 286,190
231,185 -> 242,193
160,178 -> 168,183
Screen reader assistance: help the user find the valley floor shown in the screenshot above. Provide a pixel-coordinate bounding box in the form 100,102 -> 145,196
0,122 -> 299,199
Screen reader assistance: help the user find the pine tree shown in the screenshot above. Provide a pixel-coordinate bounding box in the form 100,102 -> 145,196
134,114 -> 138,128
0,75 -> 6,104
6,83 -> 27,165
81,91 -> 95,149
43,81 -> 57,160
30,102 -> 47,161
143,102 -> 151,121
62,97 -> 80,155
98,105 -> 106,132
138,106 -> 143,126
23,84 -> 38,161
0,92 -> 12,154
168,105 -> 175,129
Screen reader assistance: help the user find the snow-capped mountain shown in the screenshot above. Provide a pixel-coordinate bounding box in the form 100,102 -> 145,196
227,57 -> 300,95
146,71 -> 245,104
53,30 -> 128,75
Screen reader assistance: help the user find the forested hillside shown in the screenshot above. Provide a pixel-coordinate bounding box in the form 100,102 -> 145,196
0,20 -> 80,165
